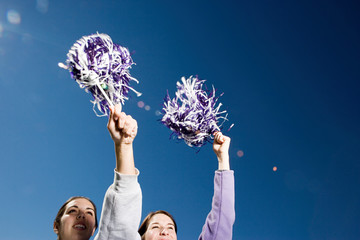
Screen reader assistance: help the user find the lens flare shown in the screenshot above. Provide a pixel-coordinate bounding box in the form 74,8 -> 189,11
36,0 -> 49,13
7,10 -> 21,25
137,101 -> 145,108
236,150 -> 244,158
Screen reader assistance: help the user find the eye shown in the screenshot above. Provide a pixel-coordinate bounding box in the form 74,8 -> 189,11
87,211 -> 93,216
152,226 -> 159,229
68,209 -> 76,214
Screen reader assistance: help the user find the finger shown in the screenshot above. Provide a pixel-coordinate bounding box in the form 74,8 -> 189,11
116,104 -> 122,113
131,124 -> 138,137
117,112 -> 126,130
215,132 -> 225,144
219,135 -> 231,150
113,104 -> 122,121
130,120 -> 138,137
124,116 -> 136,136
213,132 -> 219,142
222,135 -> 231,145
107,107 -> 115,131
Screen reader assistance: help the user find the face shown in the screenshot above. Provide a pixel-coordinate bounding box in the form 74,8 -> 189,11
54,198 -> 96,240
143,213 -> 177,240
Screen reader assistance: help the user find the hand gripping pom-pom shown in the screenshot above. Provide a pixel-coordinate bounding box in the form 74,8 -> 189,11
59,33 -> 141,116
161,76 -> 228,147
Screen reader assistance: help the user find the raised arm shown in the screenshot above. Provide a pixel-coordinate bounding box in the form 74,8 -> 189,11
108,104 -> 138,174
95,104 -> 142,240
199,132 -> 235,240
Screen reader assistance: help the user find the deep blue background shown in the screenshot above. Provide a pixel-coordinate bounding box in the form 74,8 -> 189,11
0,0 -> 359,239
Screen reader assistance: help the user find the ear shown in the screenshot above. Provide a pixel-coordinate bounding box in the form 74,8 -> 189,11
53,222 -> 59,234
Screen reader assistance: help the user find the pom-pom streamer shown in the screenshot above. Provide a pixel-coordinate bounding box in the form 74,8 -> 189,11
59,33 -> 141,116
161,76 -> 228,147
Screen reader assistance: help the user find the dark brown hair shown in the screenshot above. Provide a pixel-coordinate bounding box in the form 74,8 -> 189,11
138,210 -> 177,238
54,196 -> 98,232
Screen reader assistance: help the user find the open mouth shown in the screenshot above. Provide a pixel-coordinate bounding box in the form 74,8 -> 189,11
74,224 -> 86,230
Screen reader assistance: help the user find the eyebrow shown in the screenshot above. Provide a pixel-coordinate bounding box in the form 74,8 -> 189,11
67,205 -> 95,211
150,222 -> 175,226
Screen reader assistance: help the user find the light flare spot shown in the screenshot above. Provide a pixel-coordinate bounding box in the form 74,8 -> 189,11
144,105 -> 150,111
36,0 -> 49,13
0,23 -> 3,37
137,101 -> 145,108
273,166 -> 277,172
155,110 -> 162,116
7,10 -> 21,25
236,150 -> 244,158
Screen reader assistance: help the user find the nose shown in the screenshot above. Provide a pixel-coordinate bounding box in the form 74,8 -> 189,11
76,212 -> 85,219
160,227 -> 169,236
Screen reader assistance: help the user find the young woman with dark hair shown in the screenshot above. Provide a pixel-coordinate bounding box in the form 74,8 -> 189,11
53,104 -> 142,240
53,196 -> 98,240
138,132 -> 235,240
54,104 -> 234,240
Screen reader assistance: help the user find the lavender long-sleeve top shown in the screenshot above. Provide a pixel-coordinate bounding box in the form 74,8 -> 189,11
95,170 -> 234,240
198,170 -> 235,240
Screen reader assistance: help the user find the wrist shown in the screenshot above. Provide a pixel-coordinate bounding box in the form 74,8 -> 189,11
114,141 -> 133,149
217,155 -> 230,170
114,143 -> 136,175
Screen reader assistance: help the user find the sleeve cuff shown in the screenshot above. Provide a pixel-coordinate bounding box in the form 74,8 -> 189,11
215,169 -> 234,174
112,168 -> 140,193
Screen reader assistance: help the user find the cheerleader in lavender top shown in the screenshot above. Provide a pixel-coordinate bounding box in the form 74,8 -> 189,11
92,127 -> 235,240
138,132 -> 235,240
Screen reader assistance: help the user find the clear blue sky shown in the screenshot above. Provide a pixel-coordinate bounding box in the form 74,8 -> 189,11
0,0 -> 359,239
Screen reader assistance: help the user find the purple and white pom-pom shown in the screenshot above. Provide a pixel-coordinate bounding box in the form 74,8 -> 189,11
161,76 -> 228,147
58,33 -> 141,116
